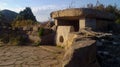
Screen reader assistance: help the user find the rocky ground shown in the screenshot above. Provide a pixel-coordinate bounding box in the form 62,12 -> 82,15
0,30 -> 120,67
77,29 -> 120,67
0,46 -> 64,67
96,33 -> 120,67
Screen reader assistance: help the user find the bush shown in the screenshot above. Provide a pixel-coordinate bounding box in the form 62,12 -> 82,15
0,32 -> 28,45
0,33 -> 9,43
38,28 -> 44,37
0,36 -> 9,43
9,37 -> 20,45
12,20 -> 37,27
34,41 -> 41,46
9,35 -> 27,45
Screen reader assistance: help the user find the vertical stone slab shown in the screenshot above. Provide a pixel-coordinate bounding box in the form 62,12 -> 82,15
56,26 -> 74,47
55,19 -> 58,26
79,18 -> 85,30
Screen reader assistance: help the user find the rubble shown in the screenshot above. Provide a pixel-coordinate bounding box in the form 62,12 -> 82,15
95,33 -> 120,67
76,29 -> 120,67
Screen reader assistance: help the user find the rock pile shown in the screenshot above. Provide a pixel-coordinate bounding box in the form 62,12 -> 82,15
96,33 -> 120,67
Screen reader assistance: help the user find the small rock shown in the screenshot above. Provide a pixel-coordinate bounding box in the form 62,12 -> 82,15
103,51 -> 109,55
96,41 -> 103,46
101,39 -> 105,42
112,42 -> 118,45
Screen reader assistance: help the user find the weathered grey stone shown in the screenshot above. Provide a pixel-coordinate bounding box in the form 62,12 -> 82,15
56,26 -> 74,47
64,39 -> 100,67
51,8 -> 115,20
96,41 -> 103,46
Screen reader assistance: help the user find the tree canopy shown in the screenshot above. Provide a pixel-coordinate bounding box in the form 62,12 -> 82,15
87,3 -> 120,24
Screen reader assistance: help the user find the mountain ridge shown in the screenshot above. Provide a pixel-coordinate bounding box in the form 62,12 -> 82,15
1,9 -> 18,24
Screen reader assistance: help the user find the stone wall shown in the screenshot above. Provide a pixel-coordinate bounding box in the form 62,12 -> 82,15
86,18 -> 96,30
96,20 -> 112,31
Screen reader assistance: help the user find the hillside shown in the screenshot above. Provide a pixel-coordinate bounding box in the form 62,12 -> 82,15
0,12 -> 10,27
1,9 -> 18,24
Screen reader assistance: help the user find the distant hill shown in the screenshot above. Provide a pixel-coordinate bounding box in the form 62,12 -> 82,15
0,11 -> 10,27
1,9 -> 18,24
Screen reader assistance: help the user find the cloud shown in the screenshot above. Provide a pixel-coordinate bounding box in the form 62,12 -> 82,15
3,3 -> 7,6
1,5 -> 67,22
32,5 -> 58,11
0,2 -> 8,9
31,5 -> 67,22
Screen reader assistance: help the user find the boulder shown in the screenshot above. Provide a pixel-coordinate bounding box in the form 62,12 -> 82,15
63,39 -> 100,67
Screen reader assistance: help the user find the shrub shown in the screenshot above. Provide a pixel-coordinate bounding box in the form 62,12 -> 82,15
34,41 -> 41,46
9,35 -> 28,45
0,37 -> 9,43
0,34 -> 9,43
9,37 -> 20,45
0,29 -> 29,46
38,28 -> 44,37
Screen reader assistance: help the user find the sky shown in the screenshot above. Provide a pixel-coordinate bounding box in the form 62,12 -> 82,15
0,0 -> 120,22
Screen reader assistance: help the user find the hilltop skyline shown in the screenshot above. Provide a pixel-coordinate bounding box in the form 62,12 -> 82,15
0,0 -> 120,22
